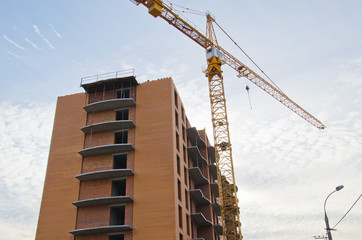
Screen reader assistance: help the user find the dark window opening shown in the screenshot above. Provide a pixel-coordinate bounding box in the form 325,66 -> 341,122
117,88 -> 130,99
116,109 -> 129,120
186,214 -> 190,235
178,205 -> 183,229
175,111 -> 179,128
177,155 -> 180,176
191,222 -> 194,238
114,154 -> 127,169
112,179 -> 126,196
179,233 -> 183,240
185,189 -> 189,210
184,167 -> 187,186
110,205 -> 125,225
178,180 -> 182,201
183,146 -> 187,164
182,125 -> 186,142
174,90 -> 178,108
176,132 -> 179,151
109,235 -> 124,240
181,106 -> 185,122
115,131 -> 128,144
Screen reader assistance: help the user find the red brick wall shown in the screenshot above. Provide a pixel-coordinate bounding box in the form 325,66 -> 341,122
76,205 -> 110,229
79,179 -> 111,200
77,233 -> 108,240
81,155 -> 113,173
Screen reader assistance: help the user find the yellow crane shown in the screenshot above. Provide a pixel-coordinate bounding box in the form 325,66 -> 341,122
130,1 -> 326,239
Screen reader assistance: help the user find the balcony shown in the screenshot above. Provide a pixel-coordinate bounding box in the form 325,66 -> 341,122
214,223 -> 223,235
79,144 -> 134,157
76,169 -> 134,181
188,146 -> 207,166
81,120 -> 135,134
210,182 -> 219,198
189,189 -> 211,206
191,212 -> 212,227
73,196 -> 133,207
188,167 -> 209,185
212,202 -> 221,216
187,127 -> 206,147
207,146 -> 215,163
209,163 -> 217,179
83,98 -> 136,113
69,225 -> 132,236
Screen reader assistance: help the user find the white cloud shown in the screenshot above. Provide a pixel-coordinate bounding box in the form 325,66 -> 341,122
33,25 -> 55,49
6,51 -> 21,59
49,23 -> 62,38
2,35 -> 25,50
0,100 -> 55,240
25,38 -> 41,50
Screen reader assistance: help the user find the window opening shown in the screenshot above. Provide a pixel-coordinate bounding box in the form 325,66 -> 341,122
183,146 -> 187,164
174,90 -> 178,108
185,189 -> 189,210
186,214 -> 190,235
181,106 -> 185,122
175,110 -> 179,128
178,180 -> 182,201
117,88 -> 130,98
112,179 -> 126,196
109,235 -> 124,240
176,132 -> 180,152
184,166 -> 187,186
182,125 -> 186,142
116,109 -> 129,120
115,131 -> 128,144
178,205 -> 183,229
110,205 -> 125,225
114,154 -> 127,169
179,233 -> 183,240
177,155 -> 181,176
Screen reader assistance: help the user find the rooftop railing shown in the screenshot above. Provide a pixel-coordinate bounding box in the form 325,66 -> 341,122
80,69 -> 135,86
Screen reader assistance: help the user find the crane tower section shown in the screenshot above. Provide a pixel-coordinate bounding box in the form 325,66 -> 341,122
205,45 -> 242,239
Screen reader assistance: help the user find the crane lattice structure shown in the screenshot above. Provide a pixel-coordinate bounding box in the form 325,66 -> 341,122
131,1 -> 326,239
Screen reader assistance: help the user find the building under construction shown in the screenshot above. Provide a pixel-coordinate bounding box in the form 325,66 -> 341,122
35,71 -> 222,240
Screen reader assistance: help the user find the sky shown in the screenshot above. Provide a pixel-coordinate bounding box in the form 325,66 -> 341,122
0,0 -> 361,239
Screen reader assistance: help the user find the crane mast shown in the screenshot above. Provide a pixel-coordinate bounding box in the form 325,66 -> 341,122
131,1 -> 326,239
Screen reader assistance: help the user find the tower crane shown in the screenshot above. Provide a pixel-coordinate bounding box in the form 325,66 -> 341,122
130,1 -> 326,239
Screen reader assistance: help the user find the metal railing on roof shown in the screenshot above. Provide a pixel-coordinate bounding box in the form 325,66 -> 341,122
80,69 -> 135,86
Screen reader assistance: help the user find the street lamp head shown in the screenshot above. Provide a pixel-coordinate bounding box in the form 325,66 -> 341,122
335,185 -> 344,191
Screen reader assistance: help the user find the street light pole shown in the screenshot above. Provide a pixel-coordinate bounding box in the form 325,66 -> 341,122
323,185 -> 344,240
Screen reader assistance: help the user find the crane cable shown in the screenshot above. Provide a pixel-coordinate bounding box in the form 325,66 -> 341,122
165,2 -> 285,95
212,19 -> 287,95
167,1 -> 204,16
332,193 -> 362,229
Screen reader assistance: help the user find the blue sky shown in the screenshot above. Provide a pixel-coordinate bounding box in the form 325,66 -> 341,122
1,1 -> 362,240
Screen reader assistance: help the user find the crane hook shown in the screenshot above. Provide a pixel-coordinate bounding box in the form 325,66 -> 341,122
245,85 -> 252,110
